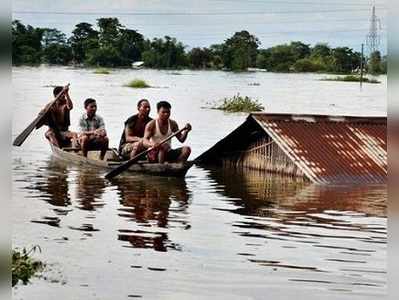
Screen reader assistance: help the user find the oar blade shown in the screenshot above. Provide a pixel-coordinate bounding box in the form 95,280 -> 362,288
105,163 -> 130,180
12,118 -> 40,146
105,153 -> 144,179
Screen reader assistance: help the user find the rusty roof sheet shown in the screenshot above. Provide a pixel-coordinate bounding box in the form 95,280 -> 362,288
250,113 -> 387,185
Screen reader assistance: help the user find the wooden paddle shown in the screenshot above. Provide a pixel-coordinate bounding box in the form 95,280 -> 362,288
13,83 -> 70,147
105,127 -> 187,180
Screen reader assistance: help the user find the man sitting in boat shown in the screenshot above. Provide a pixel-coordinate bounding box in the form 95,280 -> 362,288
118,99 -> 152,159
42,86 -> 78,148
78,98 -> 109,160
143,101 -> 192,163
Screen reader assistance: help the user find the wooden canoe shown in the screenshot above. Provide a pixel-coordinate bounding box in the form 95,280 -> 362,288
50,144 -> 194,177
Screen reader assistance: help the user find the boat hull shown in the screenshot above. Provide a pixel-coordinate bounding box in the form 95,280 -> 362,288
50,145 -> 193,177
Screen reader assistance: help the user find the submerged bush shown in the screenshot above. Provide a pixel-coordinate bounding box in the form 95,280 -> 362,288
12,246 -> 44,287
94,68 -> 110,74
321,75 -> 381,84
214,94 -> 264,112
125,79 -> 151,88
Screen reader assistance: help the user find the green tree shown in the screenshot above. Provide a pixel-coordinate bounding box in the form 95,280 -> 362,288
118,29 -> 144,64
141,50 -> 158,68
221,31 -> 260,71
329,47 -> 361,73
256,49 -> 271,70
209,44 -> 224,69
308,43 -> 332,72
86,46 -> 122,67
142,36 -> 187,68
368,51 -> 382,75
310,43 -> 331,59
268,44 -> 295,72
188,47 -> 212,69
69,22 -> 99,64
41,28 -> 72,64
290,41 -> 311,61
292,58 -> 324,72
84,18 -> 124,67
97,17 -> 123,48
12,20 -> 43,65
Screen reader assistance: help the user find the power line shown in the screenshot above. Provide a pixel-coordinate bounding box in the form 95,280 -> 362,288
213,0 -> 386,7
213,0 -> 385,5
20,17 -> 385,28
12,8 -> 386,16
176,28 -> 386,38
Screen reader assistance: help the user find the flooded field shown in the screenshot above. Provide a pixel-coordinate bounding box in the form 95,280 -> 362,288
12,67 -> 386,299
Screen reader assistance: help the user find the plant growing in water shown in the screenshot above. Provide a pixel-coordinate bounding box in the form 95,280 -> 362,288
94,68 -> 110,74
125,79 -> 151,88
12,246 -> 44,287
213,94 -> 264,112
320,75 -> 381,84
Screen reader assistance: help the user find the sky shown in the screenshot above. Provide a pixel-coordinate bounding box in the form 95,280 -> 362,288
12,0 -> 387,54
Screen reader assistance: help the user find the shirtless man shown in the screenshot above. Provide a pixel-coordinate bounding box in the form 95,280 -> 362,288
118,99 -> 152,159
143,101 -> 191,163
43,86 -> 78,148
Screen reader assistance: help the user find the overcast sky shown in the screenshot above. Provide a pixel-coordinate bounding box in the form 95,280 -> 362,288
12,0 -> 387,53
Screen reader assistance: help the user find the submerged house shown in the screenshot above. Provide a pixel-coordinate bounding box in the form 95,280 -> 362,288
196,113 -> 387,185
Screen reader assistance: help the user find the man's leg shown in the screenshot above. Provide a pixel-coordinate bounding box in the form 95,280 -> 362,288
167,146 -> 191,163
99,136 -> 109,160
157,144 -> 170,164
130,140 -> 145,159
62,131 -> 79,148
80,135 -> 90,157
45,129 -> 60,147
176,146 -> 191,162
70,132 -> 79,148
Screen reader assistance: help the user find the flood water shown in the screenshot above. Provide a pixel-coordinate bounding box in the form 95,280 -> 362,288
12,66 -> 387,299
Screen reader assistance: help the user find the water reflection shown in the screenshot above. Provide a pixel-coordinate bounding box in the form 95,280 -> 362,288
75,167 -> 106,211
205,166 -> 387,289
26,158 -> 71,207
114,176 -> 191,252
208,166 -> 386,217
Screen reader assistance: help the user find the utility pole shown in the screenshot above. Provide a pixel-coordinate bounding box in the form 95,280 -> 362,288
360,43 -> 364,88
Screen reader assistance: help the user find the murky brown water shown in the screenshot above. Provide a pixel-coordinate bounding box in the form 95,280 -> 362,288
12,67 -> 386,299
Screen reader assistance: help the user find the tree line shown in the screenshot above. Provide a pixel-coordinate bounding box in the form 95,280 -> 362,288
12,17 -> 387,74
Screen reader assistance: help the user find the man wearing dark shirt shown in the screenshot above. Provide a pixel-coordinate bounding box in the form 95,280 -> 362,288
43,86 -> 78,148
118,99 -> 152,159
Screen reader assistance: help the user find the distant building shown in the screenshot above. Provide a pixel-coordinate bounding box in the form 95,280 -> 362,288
132,61 -> 144,69
196,113 -> 387,185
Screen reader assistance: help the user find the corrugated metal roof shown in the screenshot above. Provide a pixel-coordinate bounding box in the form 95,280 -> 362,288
251,113 -> 386,185
196,113 -> 387,185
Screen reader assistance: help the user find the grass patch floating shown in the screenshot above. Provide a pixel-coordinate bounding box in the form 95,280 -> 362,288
213,93 -> 264,113
94,68 -> 111,74
320,75 -> 381,84
125,79 -> 151,88
12,246 -> 44,287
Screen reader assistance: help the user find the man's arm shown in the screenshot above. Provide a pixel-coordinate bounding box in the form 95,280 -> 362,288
143,121 -> 155,148
64,87 -> 73,110
125,125 -> 142,143
171,120 -> 191,143
94,116 -> 106,137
